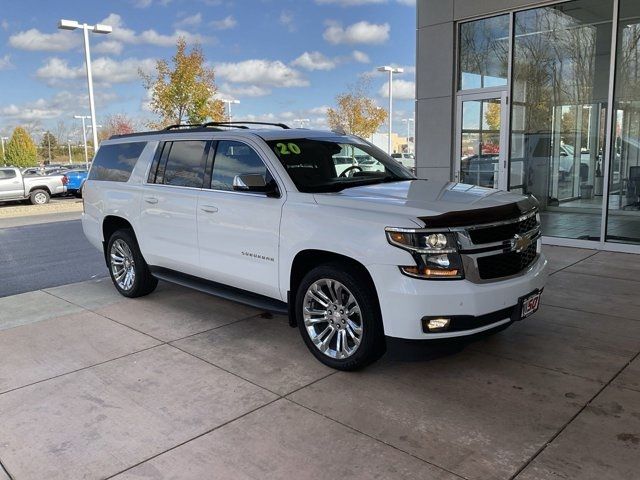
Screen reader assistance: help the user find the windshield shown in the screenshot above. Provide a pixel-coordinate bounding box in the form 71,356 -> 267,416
266,136 -> 414,193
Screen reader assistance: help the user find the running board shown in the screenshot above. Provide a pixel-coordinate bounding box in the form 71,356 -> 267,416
149,266 -> 289,315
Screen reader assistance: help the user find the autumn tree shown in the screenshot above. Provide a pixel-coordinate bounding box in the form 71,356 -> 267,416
39,131 -> 57,162
99,114 -> 138,141
140,37 -> 225,127
5,127 -> 37,167
326,77 -> 387,138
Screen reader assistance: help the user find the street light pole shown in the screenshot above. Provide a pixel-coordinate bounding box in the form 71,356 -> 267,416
67,140 -> 72,164
1,136 -> 8,163
46,132 -> 52,163
377,66 -> 404,155
221,99 -> 240,121
293,118 -> 310,128
59,19 -> 112,153
74,115 -> 90,169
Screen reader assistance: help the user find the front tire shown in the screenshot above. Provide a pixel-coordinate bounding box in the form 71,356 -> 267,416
296,264 -> 385,370
107,229 -> 158,298
30,189 -> 50,205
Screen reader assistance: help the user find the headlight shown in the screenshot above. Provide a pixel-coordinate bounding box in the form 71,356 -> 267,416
385,228 -> 464,279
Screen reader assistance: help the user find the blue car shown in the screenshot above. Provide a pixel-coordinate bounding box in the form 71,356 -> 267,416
63,169 -> 88,197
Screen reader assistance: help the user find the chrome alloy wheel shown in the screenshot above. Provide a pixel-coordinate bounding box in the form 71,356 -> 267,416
33,192 -> 47,204
303,279 -> 363,359
110,239 -> 136,291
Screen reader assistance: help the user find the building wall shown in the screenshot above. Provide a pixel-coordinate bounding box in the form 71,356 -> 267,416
415,0 -> 540,182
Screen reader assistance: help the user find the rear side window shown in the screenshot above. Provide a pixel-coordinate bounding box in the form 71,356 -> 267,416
153,140 -> 207,188
88,142 -> 146,182
211,140 -> 269,191
0,169 -> 16,180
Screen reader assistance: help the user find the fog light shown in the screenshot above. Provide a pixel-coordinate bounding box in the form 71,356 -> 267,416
426,318 -> 450,332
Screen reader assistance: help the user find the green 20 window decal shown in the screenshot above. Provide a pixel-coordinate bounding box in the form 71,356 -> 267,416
276,142 -> 301,155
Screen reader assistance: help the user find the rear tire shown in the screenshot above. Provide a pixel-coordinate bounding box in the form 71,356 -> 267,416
296,263 -> 385,370
30,189 -> 50,205
107,229 -> 158,298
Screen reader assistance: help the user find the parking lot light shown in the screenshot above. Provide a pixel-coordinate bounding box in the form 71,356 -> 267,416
58,19 -> 112,156
221,99 -> 240,121
377,66 -> 404,155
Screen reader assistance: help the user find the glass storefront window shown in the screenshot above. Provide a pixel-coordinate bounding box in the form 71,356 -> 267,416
510,0 -> 613,241
458,15 -> 509,90
606,0 -> 640,245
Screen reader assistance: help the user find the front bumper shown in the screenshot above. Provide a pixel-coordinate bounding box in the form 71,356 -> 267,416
367,253 -> 548,340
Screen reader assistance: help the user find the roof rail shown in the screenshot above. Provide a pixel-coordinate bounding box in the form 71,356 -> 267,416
203,121 -> 290,130
164,124 -> 214,131
200,122 -> 249,129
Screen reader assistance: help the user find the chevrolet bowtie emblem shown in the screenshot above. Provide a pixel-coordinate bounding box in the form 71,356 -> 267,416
512,234 -> 532,253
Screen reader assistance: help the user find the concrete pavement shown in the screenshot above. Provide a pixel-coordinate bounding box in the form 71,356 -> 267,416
0,245 -> 638,479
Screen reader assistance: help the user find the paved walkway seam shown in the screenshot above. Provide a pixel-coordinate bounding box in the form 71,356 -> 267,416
286,397 -> 469,480
508,348 -> 640,479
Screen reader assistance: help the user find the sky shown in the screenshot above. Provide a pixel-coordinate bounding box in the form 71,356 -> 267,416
0,0 -> 416,141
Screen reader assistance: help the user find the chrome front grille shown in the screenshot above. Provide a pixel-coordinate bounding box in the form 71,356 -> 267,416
455,210 -> 541,283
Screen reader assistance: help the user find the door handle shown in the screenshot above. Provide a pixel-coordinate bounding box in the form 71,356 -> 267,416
200,205 -> 218,213
143,196 -> 158,204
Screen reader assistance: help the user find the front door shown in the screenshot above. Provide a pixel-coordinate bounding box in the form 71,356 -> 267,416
197,139 -> 283,299
0,169 -> 23,199
455,91 -> 509,190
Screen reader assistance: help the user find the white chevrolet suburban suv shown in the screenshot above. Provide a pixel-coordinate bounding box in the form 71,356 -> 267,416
82,122 -> 547,370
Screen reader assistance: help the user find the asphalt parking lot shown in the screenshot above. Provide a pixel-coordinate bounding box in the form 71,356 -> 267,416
0,245 -> 638,479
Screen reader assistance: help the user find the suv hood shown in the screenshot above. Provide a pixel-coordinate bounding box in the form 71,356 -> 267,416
313,180 -> 536,226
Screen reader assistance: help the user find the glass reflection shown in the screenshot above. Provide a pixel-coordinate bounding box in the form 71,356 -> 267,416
459,15 -> 509,90
606,0 -> 640,244
510,0 -> 613,240
460,98 -> 502,188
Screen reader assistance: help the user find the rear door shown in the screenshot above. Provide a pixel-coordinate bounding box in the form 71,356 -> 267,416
197,139 -> 284,299
0,169 -> 23,199
138,139 -> 209,275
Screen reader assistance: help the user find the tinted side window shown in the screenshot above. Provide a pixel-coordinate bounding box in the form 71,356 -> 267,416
158,140 -> 207,188
211,141 -> 269,191
88,142 -> 146,182
0,169 -> 16,180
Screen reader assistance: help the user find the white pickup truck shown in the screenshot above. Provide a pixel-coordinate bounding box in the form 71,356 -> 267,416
82,122 -> 548,370
0,167 -> 66,204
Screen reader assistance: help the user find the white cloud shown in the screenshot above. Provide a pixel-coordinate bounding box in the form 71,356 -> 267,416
134,0 -> 173,7
216,60 -> 309,88
94,40 -> 124,55
292,51 -> 337,71
0,55 -> 13,70
396,0 -> 416,5
100,13 -> 213,47
210,15 -> 237,30
378,79 -> 415,100
351,50 -> 370,63
9,28 -> 80,52
175,13 -> 202,29
316,0 -> 385,4
218,83 -> 271,98
279,11 -> 296,32
323,21 -> 390,45
139,29 -> 210,47
36,57 -> 156,85
1,20 -> 9,31
0,91 -> 117,122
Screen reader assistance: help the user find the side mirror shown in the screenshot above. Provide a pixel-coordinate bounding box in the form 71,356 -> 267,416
232,174 -> 279,197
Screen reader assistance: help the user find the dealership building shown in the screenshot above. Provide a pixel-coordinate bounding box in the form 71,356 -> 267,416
416,0 -> 640,253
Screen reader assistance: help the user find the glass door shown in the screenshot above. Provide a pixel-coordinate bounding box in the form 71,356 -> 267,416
455,91 -> 508,190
